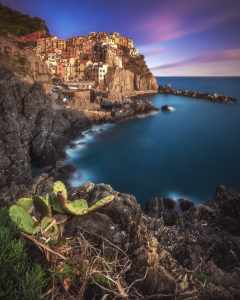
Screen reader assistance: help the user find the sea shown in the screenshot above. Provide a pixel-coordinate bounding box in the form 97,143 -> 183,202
32,77 -> 240,211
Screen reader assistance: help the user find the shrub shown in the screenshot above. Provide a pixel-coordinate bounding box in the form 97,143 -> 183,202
0,208 -> 48,299
188,272 -> 212,285
18,42 -> 27,50
18,56 -> 27,65
139,54 -> 145,60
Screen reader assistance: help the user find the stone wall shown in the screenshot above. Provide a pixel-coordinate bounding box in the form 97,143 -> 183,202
67,90 -> 100,110
77,81 -> 96,90
0,36 -> 49,75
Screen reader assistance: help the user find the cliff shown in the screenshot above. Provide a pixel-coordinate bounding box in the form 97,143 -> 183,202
0,33 -> 51,83
103,66 -> 158,94
0,3 -> 50,37
0,69 -> 158,194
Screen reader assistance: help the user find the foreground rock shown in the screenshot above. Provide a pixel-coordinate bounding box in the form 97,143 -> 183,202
159,83 -> 237,103
65,183 -> 240,299
1,164 -> 240,299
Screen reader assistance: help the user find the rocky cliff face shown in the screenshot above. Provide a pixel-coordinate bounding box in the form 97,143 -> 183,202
15,172 -> 239,299
0,69 -> 159,197
104,66 -> 158,94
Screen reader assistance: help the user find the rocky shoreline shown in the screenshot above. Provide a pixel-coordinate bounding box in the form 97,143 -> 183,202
1,69 -> 240,299
159,83 -> 237,103
0,68 -> 159,187
3,167 -> 239,299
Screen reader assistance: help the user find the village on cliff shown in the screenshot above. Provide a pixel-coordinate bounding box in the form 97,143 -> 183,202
21,31 -> 139,83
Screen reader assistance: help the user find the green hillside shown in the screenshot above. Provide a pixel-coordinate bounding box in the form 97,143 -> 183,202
0,2 -> 50,37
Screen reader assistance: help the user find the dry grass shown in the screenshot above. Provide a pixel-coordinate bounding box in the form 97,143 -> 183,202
21,223 -> 207,300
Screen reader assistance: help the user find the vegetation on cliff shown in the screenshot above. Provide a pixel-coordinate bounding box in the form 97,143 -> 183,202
0,3 -> 50,37
0,48 -> 34,78
119,45 -> 154,79
0,207 -> 48,299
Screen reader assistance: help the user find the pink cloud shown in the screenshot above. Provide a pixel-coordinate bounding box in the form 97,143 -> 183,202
151,49 -> 240,70
143,47 -> 168,56
135,0 -> 240,45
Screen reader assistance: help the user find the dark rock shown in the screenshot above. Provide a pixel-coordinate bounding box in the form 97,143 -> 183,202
68,181 -> 95,202
78,142 -> 86,145
47,161 -> 62,176
52,164 -> 76,183
70,144 -> 77,149
179,198 -> 195,212
64,212 -> 120,242
162,105 -> 171,111
113,232 -> 125,244
158,85 -> 164,92
85,130 -> 97,135
145,197 -> 178,226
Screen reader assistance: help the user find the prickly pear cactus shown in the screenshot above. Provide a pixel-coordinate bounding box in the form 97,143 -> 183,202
45,194 -> 52,205
9,205 -> 40,235
86,195 -> 114,213
32,195 -> 52,217
16,198 -> 33,211
53,181 -> 67,199
62,199 -> 88,216
54,191 -> 88,215
41,217 -> 58,237
52,181 -> 114,216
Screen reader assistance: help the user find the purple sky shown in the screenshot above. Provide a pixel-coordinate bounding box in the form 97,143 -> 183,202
2,0 -> 240,76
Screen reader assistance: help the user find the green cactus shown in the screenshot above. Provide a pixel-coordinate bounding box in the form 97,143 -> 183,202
53,181 -> 67,199
41,217 -> 58,237
9,205 -> 40,235
85,195 -> 114,213
52,195 -> 65,214
32,194 -> 52,217
55,190 -> 114,216
16,198 -> 33,211
45,194 -> 52,205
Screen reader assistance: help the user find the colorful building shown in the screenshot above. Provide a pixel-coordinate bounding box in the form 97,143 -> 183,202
86,63 -> 108,82
75,60 -> 92,79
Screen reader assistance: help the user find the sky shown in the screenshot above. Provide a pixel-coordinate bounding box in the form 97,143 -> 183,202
2,0 -> 240,76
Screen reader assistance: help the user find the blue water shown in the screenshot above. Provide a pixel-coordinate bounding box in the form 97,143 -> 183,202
34,77 -> 240,210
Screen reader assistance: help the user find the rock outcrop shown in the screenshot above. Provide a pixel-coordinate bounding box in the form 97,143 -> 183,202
159,83 -> 237,103
0,70 -> 159,196
104,66 -> 158,94
1,155 -> 240,299
62,183 -> 240,299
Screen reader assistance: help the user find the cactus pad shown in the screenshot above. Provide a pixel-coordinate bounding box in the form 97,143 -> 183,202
9,205 -> 40,235
53,181 -> 67,199
16,198 -> 33,211
41,217 -> 58,237
62,199 -> 88,216
45,194 -> 52,205
52,195 -> 65,214
32,195 -> 52,217
86,195 -> 114,213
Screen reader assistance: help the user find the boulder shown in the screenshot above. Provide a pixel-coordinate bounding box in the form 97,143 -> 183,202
162,105 -> 171,111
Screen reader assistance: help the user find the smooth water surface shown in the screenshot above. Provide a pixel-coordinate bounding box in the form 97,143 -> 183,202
35,77 -> 240,210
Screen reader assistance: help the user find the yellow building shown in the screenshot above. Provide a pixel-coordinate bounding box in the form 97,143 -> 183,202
75,60 -> 93,79
57,39 -> 66,50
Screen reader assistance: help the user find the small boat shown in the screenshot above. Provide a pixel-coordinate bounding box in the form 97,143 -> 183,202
68,85 -> 78,90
